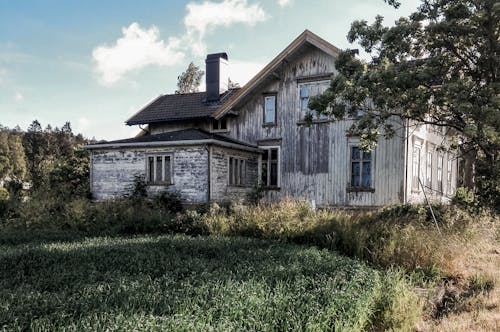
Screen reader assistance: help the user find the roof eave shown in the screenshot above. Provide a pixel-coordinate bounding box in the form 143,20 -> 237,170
84,139 -> 262,153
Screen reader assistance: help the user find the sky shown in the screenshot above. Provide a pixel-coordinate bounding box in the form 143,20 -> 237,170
0,0 -> 421,140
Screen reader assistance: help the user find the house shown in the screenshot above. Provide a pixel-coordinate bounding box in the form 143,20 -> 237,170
85,30 -> 459,207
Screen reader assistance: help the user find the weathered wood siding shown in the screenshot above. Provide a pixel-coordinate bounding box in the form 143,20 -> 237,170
405,122 -> 459,204
91,146 -> 209,203
226,48 -> 405,207
209,146 -> 259,203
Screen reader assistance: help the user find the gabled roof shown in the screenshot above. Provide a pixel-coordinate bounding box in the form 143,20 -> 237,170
126,89 -> 239,126
213,30 -> 341,119
85,128 -> 261,152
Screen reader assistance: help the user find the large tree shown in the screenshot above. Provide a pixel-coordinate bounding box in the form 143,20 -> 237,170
310,0 -> 499,206
176,62 -> 204,94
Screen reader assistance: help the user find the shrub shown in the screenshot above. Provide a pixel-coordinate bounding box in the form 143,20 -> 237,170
153,191 -> 183,213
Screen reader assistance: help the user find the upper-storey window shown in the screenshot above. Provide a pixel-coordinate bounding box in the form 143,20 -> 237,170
299,81 -> 329,120
263,94 -> 277,125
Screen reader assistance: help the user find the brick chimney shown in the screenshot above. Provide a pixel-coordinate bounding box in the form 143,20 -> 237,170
205,53 -> 228,101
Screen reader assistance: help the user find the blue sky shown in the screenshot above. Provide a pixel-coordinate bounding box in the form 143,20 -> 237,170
0,0 -> 420,140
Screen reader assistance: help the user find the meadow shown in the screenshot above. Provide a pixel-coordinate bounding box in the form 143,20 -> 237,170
0,234 -> 418,331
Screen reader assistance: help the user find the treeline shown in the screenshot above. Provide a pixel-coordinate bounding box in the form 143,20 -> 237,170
0,120 -> 91,201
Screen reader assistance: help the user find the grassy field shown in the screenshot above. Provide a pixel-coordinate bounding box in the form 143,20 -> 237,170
0,234 -> 413,331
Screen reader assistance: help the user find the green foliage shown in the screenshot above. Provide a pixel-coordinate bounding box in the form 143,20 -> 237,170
245,182 -> 265,205
126,174 -> 148,199
0,187 -> 9,202
310,0 -> 500,207
0,234 -> 418,331
176,62 -> 204,94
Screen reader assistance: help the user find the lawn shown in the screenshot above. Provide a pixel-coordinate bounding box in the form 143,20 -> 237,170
0,234 -> 389,331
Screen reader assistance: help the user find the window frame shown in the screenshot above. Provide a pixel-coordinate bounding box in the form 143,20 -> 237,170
426,149 -> 433,189
412,145 -> 422,191
298,80 -> 330,121
211,118 -> 228,133
259,146 -> 281,189
262,93 -> 277,126
228,156 -> 247,187
437,153 -> 444,193
145,153 -> 174,185
347,145 -> 375,192
447,156 -> 453,195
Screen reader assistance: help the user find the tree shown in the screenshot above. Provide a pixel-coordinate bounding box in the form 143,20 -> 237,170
8,133 -> 27,181
0,130 -> 11,179
176,62 -> 204,94
310,0 -> 499,208
23,120 -> 47,189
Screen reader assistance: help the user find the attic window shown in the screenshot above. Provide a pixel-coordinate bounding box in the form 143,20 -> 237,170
211,118 -> 228,132
263,94 -> 277,125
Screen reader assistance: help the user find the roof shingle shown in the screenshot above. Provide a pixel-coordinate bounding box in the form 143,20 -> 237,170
126,89 -> 239,125
86,128 -> 258,149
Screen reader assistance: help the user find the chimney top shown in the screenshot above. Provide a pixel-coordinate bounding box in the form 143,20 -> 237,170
205,52 -> 229,102
206,52 -> 228,61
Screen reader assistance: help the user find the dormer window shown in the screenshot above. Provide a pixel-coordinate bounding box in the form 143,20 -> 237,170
211,118 -> 228,132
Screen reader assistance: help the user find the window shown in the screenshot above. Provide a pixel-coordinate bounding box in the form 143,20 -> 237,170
263,95 -> 277,125
211,118 -> 227,131
447,157 -> 453,193
437,154 -> 444,193
146,154 -> 172,184
299,81 -> 329,120
426,150 -> 433,188
350,147 -> 372,189
229,157 -> 246,186
261,147 -> 280,187
412,146 -> 421,190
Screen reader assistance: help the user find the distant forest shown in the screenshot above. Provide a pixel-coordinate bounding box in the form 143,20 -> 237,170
0,120 -> 91,198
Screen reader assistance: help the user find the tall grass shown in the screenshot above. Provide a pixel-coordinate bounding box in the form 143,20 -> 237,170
0,235 -> 420,331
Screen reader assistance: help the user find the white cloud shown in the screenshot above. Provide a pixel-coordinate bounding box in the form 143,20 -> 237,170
184,0 -> 269,56
227,60 -> 265,86
277,0 -> 292,7
14,92 -> 24,102
92,22 -> 185,86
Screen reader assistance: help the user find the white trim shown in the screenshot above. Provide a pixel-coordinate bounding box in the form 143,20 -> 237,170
145,153 -> 174,185
125,94 -> 163,125
85,139 -> 263,153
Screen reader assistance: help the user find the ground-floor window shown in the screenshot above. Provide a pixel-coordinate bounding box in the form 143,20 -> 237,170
229,157 -> 246,186
146,154 -> 173,184
412,145 -> 421,190
437,154 -> 444,193
351,146 -> 372,189
261,147 -> 280,187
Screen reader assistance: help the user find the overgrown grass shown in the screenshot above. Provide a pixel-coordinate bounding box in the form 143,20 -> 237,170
0,235 -> 419,331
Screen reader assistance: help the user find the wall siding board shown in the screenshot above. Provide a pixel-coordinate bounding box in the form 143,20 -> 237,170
225,48 -> 405,207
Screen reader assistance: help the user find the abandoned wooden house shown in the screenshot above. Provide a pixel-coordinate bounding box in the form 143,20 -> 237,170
85,30 -> 459,207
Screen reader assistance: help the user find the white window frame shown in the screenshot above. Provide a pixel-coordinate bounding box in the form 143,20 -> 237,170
228,156 -> 247,187
412,145 -> 422,191
211,118 -> 229,133
437,153 -> 444,193
426,149 -> 433,189
259,146 -> 281,188
263,94 -> 277,125
146,153 -> 174,185
447,156 -> 453,194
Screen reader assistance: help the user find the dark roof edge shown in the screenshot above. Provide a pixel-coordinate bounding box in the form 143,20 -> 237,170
126,115 -> 211,126
85,138 -> 262,153
125,94 -> 164,125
